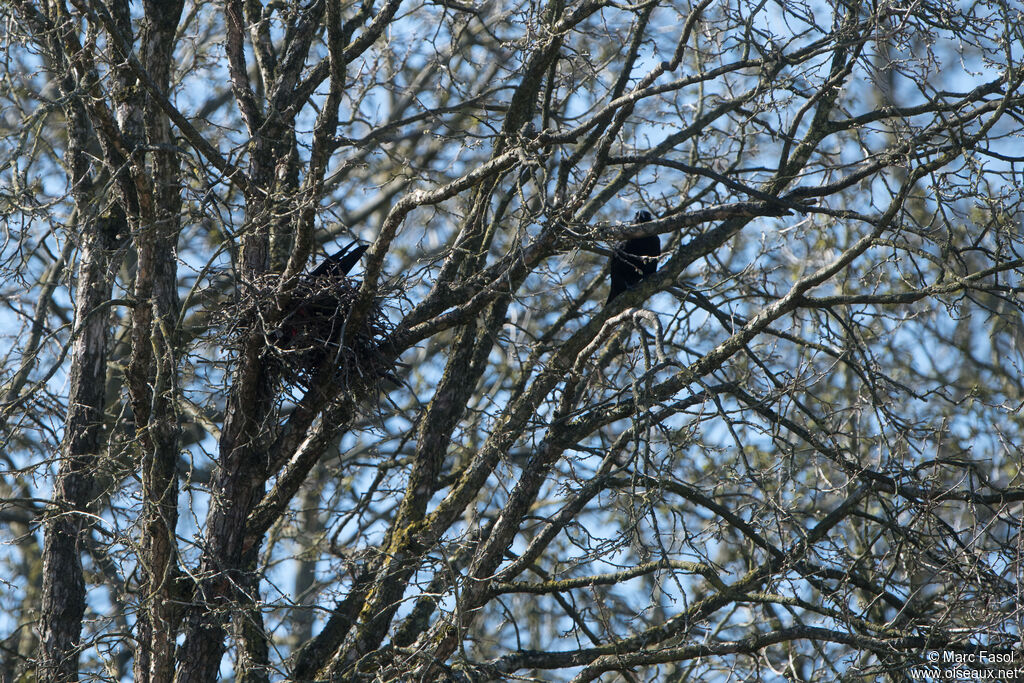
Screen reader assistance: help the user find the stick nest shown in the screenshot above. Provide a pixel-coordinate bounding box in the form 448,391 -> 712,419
228,271 -> 394,392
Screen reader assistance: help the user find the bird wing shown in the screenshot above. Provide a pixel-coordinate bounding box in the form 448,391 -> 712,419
335,243 -> 368,276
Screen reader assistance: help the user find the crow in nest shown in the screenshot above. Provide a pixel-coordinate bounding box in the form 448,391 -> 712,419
607,210 -> 660,305
309,241 -> 368,280
273,241 -> 388,384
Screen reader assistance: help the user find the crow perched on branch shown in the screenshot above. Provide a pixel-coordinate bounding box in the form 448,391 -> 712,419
607,210 -> 660,305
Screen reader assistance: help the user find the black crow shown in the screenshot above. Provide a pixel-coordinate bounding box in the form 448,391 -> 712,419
310,241 -> 369,279
277,241 -> 367,356
607,210 -> 660,304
